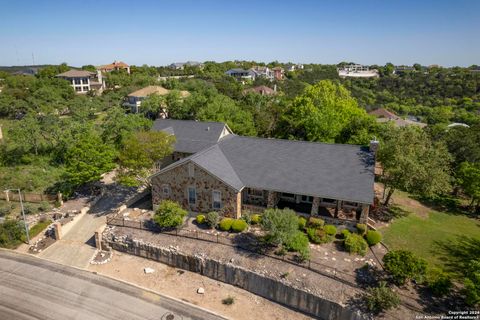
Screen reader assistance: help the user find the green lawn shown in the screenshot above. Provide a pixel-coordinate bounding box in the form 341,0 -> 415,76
380,209 -> 480,267
29,220 -> 52,238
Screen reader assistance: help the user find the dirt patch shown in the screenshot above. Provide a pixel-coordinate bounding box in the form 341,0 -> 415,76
374,183 -> 431,218
88,252 -> 313,320
28,236 -> 56,254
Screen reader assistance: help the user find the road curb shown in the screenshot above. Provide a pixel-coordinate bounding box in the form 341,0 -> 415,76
0,248 -> 229,320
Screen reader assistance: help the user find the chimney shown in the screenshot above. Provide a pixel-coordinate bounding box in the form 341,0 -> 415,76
369,137 -> 379,154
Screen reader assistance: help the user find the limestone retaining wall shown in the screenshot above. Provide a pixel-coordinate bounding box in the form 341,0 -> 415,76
105,236 -> 365,320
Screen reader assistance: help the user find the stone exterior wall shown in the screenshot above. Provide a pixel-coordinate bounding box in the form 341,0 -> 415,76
151,161 -> 240,217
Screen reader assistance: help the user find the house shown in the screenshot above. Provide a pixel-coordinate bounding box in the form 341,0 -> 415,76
169,61 -> 204,70
56,69 -> 105,94
337,64 -> 379,78
272,67 -> 284,80
97,61 -> 130,74
250,66 -> 274,81
123,85 -> 190,114
368,108 -> 427,128
150,119 -> 375,224
225,68 -> 256,81
393,66 -> 415,75
12,67 -> 39,76
243,85 -> 277,96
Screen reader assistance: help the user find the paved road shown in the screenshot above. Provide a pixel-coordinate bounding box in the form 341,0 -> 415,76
0,250 -> 226,320
38,213 -> 105,268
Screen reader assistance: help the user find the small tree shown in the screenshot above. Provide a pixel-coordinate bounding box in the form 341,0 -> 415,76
261,208 -> 310,259
378,126 -> 452,206
260,208 -> 299,246
153,200 -> 187,228
118,131 -> 175,185
365,281 -> 400,314
383,250 -> 427,285
457,162 -> 480,212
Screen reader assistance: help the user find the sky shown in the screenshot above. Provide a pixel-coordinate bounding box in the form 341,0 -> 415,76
0,0 -> 479,67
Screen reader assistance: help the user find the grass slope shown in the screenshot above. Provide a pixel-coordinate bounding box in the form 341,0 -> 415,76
381,209 -> 480,267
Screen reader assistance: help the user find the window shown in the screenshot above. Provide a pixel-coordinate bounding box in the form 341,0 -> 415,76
82,78 -> 89,84
212,190 -> 222,209
188,163 -> 194,177
247,188 -> 263,198
75,87 -> 81,92
162,184 -> 170,196
83,86 -> 89,91
281,193 -> 295,199
301,195 -> 313,203
188,187 -> 196,205
322,198 -> 336,203
74,78 -> 81,85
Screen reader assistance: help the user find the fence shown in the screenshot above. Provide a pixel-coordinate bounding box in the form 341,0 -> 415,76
106,216 -> 359,286
0,191 -> 58,203
106,215 -> 431,316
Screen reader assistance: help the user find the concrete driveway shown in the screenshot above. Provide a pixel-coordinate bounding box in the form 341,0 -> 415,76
0,250 -> 225,320
38,212 -> 106,268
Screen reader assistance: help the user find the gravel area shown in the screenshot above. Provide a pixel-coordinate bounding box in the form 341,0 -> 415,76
89,252 -> 314,320
109,226 -> 362,303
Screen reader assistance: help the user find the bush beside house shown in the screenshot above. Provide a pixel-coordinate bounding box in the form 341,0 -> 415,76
153,200 -> 187,228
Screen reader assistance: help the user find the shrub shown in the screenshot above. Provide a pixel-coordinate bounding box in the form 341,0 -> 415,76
426,267 -> 453,297
222,296 -> 235,305
206,211 -> 219,228
364,281 -> 400,314
0,206 -> 10,217
324,224 -> 337,236
298,216 -> 307,230
464,259 -> 480,306
344,233 -> 368,256
260,208 -> 299,246
365,230 -> 382,246
250,214 -> 262,224
219,218 -> 234,231
383,250 -> 427,285
284,231 -> 310,260
153,200 -> 187,228
356,223 -> 367,235
240,211 -> 252,224
22,203 -> 34,215
0,220 -> 25,248
231,219 -> 248,232
38,201 -> 51,212
308,217 -> 324,229
196,214 -> 206,224
306,227 -> 333,244
341,229 -> 351,239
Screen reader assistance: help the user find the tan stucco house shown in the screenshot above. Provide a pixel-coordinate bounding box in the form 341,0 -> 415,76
150,119 -> 376,224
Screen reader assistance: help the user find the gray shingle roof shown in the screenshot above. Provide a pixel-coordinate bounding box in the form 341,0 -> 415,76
152,119 -> 231,154
56,70 -> 96,78
152,120 -> 375,204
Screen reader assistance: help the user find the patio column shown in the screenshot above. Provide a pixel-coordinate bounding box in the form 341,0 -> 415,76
310,197 -> 320,215
235,191 -> 242,219
267,191 -> 277,208
359,204 -> 369,224
334,200 -> 341,218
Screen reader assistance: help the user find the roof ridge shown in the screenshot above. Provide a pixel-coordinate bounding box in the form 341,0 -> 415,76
221,134 -> 367,149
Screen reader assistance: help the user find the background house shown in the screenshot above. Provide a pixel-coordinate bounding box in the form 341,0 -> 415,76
123,85 -> 190,114
243,85 -> 277,96
56,69 -> 105,94
368,108 -> 427,127
97,61 -> 130,74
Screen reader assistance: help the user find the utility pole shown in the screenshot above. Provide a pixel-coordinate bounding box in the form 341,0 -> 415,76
4,188 -> 30,244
